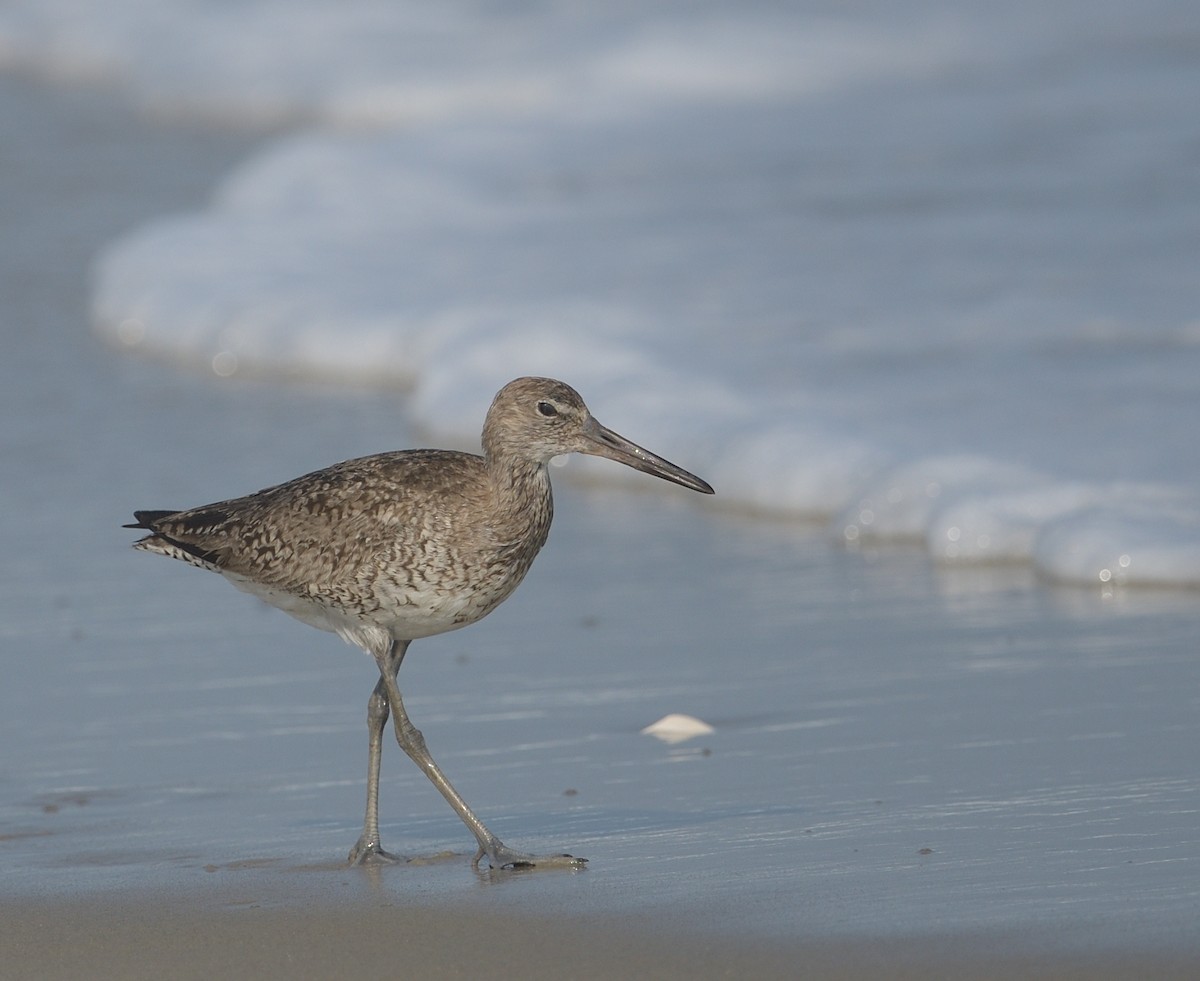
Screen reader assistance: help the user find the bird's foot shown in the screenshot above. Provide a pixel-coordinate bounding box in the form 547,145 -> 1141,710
348,836 -> 402,866
472,843 -> 587,871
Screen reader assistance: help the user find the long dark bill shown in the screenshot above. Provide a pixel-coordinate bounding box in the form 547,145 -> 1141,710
581,416 -> 715,495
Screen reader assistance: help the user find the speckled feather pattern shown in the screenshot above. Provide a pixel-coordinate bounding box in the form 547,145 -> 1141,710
128,377 -> 712,659
133,448 -> 553,650
127,381 -> 588,655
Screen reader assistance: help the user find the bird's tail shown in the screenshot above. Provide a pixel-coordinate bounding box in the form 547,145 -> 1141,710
123,509 -> 179,531
125,509 -> 224,571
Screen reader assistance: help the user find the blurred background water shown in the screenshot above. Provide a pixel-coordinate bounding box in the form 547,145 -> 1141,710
4,0 -> 1199,582
1,0 -> 1198,952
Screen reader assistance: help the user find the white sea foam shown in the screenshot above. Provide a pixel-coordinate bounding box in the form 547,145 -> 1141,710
0,1 -> 954,122
1034,503 -> 1200,588
6,0 -> 1200,588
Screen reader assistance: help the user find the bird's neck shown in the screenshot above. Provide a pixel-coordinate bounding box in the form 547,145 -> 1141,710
487,453 -> 551,500
485,454 -> 554,544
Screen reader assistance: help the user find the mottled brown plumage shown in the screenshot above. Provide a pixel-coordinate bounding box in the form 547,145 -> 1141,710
127,376 -> 713,870
131,448 -> 554,647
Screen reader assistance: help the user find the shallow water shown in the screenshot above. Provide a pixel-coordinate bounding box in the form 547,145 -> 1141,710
1,75 -> 1199,955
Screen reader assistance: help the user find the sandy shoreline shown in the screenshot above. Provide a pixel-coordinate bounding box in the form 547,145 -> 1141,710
6,886 -> 1198,981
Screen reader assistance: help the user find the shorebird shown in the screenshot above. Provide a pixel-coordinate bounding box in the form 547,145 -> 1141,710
126,376 -> 714,869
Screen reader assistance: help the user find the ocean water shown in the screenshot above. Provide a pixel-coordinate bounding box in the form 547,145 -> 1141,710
2,0 -> 1198,586
1,1 -> 1199,955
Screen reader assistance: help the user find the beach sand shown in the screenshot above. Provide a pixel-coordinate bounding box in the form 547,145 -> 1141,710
5,890 -> 1199,980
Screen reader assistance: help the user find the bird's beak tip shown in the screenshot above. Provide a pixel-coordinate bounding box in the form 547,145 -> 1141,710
583,420 -> 714,496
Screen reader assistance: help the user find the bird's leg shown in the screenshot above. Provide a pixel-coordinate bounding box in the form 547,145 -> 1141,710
348,640 -> 408,865
372,639 -> 586,871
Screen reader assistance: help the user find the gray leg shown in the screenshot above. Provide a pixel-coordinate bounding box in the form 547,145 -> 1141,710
371,639 -> 586,871
348,640 -> 408,865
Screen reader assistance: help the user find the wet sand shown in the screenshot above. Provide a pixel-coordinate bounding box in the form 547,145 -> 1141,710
5,890 -> 1198,981
5,858 -> 1200,981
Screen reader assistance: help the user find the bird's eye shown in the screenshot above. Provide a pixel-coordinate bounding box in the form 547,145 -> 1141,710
536,400 -> 558,418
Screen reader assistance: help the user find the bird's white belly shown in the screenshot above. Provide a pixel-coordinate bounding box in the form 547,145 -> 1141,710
224,571 -> 495,651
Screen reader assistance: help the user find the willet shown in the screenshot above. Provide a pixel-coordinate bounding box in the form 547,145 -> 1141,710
126,376 -> 714,869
